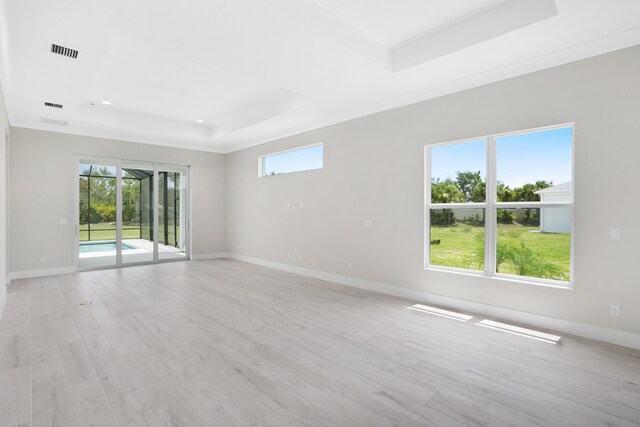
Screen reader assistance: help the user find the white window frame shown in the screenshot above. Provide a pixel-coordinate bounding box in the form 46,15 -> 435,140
424,123 -> 575,289
258,142 -> 323,177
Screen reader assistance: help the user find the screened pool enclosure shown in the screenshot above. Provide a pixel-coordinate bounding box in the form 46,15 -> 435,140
78,159 -> 188,270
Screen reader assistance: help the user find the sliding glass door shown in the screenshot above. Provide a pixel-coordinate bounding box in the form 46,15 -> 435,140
77,157 -> 189,270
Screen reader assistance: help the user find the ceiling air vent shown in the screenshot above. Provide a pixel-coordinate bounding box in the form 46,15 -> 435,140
41,118 -> 68,126
50,44 -> 79,59
44,102 -> 63,109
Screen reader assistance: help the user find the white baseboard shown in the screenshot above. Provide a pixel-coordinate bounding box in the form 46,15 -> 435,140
6,255 -> 229,280
226,253 -> 640,350
0,285 -> 6,321
191,252 -> 227,261
8,266 -> 76,281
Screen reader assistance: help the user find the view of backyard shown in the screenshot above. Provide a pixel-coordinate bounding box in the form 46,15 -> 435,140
430,222 -> 570,280
79,164 -> 181,246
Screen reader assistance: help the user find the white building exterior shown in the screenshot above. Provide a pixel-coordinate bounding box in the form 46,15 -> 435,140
536,181 -> 572,233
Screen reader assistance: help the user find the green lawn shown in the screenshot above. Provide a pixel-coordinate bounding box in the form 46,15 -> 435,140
430,224 -> 570,280
79,223 -> 143,241
80,223 -> 180,245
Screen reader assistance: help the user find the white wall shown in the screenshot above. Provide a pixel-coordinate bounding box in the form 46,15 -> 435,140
226,46 -> 640,335
0,79 -> 9,314
9,128 -> 225,274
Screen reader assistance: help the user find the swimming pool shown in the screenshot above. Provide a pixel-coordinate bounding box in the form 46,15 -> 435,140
79,241 -> 137,253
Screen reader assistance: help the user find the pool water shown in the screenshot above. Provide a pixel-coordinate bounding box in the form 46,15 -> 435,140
79,241 -> 137,253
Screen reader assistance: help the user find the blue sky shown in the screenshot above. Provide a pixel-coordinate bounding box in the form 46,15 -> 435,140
263,144 -> 323,175
431,127 -> 572,188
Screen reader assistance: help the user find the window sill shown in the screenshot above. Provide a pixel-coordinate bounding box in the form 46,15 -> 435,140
424,266 -> 573,290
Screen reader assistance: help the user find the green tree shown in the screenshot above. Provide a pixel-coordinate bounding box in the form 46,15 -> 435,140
497,181 -> 513,202
431,178 -> 465,226
122,180 -> 141,223
431,178 -> 465,203
455,171 -> 485,202
513,180 -> 553,202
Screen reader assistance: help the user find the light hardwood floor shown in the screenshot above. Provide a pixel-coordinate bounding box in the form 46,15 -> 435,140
1,259 -> 639,426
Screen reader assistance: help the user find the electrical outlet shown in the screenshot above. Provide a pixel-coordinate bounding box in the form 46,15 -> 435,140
610,228 -> 621,240
299,202 -> 304,209
59,218 -> 67,225
40,256 -> 46,263
609,304 -> 620,317
363,220 -> 373,228
298,255 -> 303,262
287,253 -> 291,260
347,262 -> 353,270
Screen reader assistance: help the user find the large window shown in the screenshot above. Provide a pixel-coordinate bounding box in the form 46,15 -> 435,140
425,125 -> 573,286
259,143 -> 323,177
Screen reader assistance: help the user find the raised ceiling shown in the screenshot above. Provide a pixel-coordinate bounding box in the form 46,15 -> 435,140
1,0 -> 640,153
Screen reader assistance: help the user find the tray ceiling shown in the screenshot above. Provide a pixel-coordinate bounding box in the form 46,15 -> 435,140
1,0 -> 639,152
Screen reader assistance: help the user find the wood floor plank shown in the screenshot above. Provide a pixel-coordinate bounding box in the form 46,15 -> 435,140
58,342 -> 99,386
105,387 -> 162,427
0,365 -> 31,427
31,360 -> 76,427
0,331 -> 30,371
67,381 -> 118,427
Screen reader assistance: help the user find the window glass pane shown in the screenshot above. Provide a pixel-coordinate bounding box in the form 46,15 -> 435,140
496,127 -> 572,202
158,167 -> 188,261
430,139 -> 486,203
262,144 -> 323,176
79,164 -> 117,177
496,208 -> 570,281
78,160 -> 117,270
122,162 -> 154,265
429,208 -> 485,271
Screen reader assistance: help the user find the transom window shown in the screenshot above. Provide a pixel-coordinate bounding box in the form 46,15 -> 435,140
259,143 -> 323,177
425,124 -> 573,286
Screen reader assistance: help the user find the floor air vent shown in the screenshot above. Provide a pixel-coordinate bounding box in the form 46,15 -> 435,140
44,102 -> 63,109
41,118 -> 68,126
50,44 -> 79,59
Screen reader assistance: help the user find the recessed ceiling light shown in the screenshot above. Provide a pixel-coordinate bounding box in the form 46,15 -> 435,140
101,100 -> 112,105
196,119 -> 204,123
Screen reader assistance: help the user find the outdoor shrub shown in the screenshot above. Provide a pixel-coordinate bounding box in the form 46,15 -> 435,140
504,242 -> 565,280
431,209 -> 456,226
516,208 -> 540,226
497,209 -> 514,224
94,204 -> 116,223
464,212 -> 484,226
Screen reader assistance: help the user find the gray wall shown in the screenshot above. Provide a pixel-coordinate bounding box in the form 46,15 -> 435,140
0,81 -> 8,307
9,128 -> 226,273
226,46 -> 640,334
